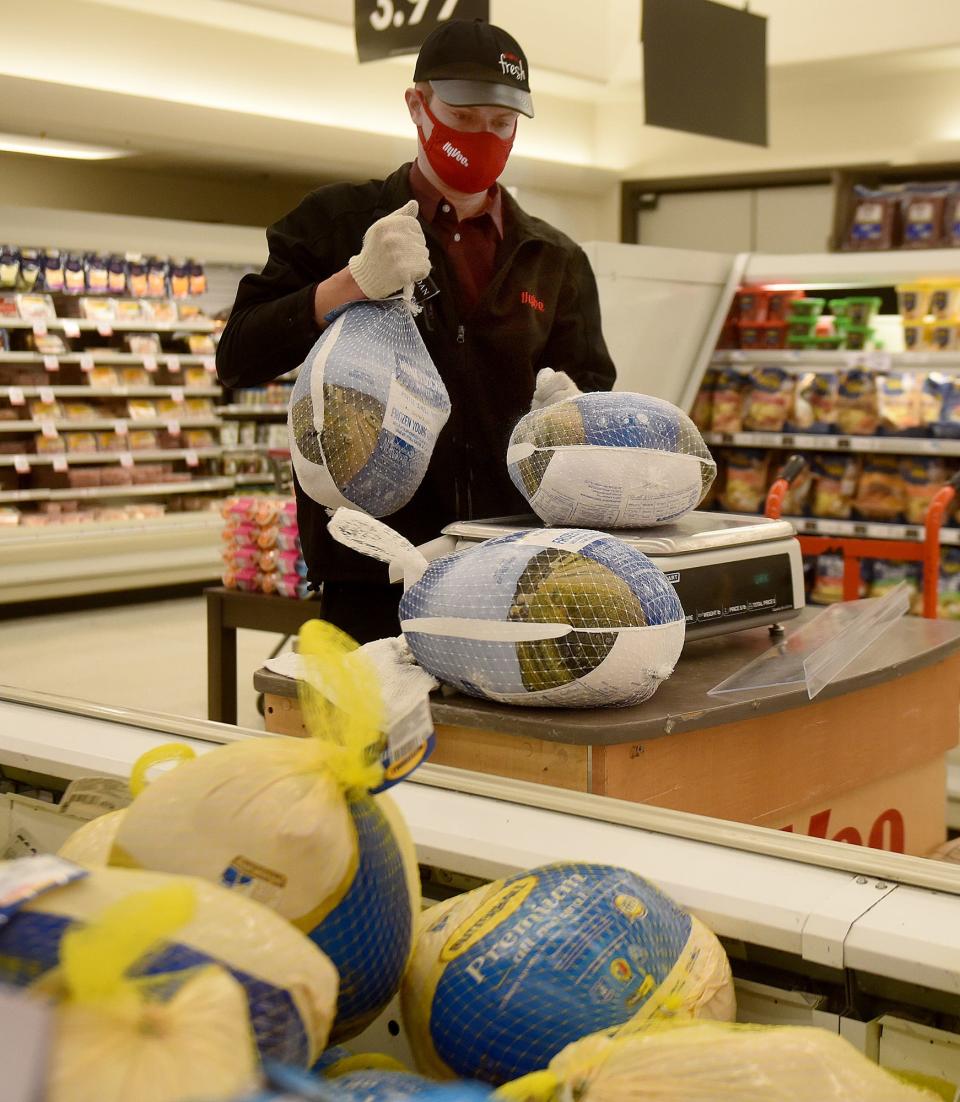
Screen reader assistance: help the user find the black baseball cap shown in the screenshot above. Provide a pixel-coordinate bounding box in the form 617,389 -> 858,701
413,19 -> 534,118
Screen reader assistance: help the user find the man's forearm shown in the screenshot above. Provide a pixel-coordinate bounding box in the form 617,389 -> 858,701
315,266 -> 366,327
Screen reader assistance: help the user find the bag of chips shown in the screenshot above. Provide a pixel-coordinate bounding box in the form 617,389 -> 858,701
810,553 -> 846,605
106,622 -> 421,1042
854,456 -> 907,522
328,510 -> 686,709
289,300 -> 451,516
878,372 -> 922,435
690,369 -> 717,431
719,449 -> 768,514
0,861 -> 338,1068
811,455 -> 859,519
742,367 -> 793,432
903,458 -> 947,525
401,863 -> 735,1084
790,372 -> 839,433
710,368 -> 747,433
507,392 -> 716,529
837,370 -> 879,435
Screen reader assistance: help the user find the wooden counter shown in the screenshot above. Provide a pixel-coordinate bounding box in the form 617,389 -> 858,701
254,610 -> 960,855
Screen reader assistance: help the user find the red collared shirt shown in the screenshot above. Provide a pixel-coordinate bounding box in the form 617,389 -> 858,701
408,161 -> 503,313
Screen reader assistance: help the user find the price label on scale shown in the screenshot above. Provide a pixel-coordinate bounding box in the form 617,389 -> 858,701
355,0 -> 489,62
43,356 -> 59,373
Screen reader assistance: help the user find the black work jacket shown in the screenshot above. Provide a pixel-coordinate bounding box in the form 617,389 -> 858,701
216,163 -> 617,585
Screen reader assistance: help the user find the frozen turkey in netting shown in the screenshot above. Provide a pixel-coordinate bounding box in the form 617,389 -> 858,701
289,299 -> 451,516
507,392 -> 717,528
328,511 -> 686,709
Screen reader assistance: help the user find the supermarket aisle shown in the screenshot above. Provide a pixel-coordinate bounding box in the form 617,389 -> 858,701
0,597 -> 289,730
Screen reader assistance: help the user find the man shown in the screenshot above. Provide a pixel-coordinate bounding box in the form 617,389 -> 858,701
217,18 -> 616,642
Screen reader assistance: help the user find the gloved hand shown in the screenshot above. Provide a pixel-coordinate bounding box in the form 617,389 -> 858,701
530,367 -> 581,411
348,199 -> 431,300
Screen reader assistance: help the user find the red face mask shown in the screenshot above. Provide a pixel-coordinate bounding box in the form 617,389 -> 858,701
417,96 -> 516,195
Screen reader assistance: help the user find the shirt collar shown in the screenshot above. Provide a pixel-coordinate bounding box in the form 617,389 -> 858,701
408,161 -> 504,238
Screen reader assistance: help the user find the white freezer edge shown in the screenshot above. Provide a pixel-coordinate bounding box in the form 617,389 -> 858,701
2,688 -> 960,997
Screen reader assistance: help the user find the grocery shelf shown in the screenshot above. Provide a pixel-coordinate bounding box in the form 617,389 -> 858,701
0,352 -> 214,366
0,448 -> 222,467
743,248 -> 960,289
233,472 -> 277,485
0,418 -> 220,433
711,350 -> 960,371
704,430 -> 960,458
221,443 -> 283,454
0,317 -> 215,333
787,515 -> 960,545
0,477 -> 233,503
219,404 -> 289,416
0,385 -> 220,398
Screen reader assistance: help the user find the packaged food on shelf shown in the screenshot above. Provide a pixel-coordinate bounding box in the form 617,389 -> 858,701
837,369 -> 879,434
142,299 -> 179,324
777,455 -> 813,516
127,332 -> 162,356
854,455 -> 907,521
63,402 -> 98,421
738,321 -> 785,349
900,188 -> 948,249
121,367 -> 151,386
736,286 -> 768,323
95,431 -> 124,452
185,366 -> 209,388
100,467 -> 134,486
766,288 -> 805,320
128,430 -> 159,450
933,378 -> 960,438
87,255 -> 109,294
401,862 -> 734,1084
127,399 -> 158,420
813,334 -> 845,351
844,189 -> 898,251
187,332 -> 216,355
26,331 -> 68,355
938,548 -> 960,618
810,553 -> 846,604
878,372 -> 922,434
690,368 -> 716,432
88,366 -> 120,389
711,367 -> 747,433
868,560 -> 922,608
742,367 -> 793,431
903,457 -> 947,524
930,320 -> 959,351
78,296 -> 116,321
64,432 -> 98,454
902,322 -> 930,350
812,454 -> 860,519
843,325 -> 875,351
921,372 -> 948,426
719,448 -> 768,513
184,428 -> 215,448
896,282 -> 931,320
785,315 -> 818,342
64,252 -> 86,294
845,296 -> 883,326
115,299 -> 144,322
28,398 -> 62,420
35,434 -> 67,454
15,292 -> 56,320
0,246 -> 18,288
190,261 -> 208,296
927,280 -> 960,319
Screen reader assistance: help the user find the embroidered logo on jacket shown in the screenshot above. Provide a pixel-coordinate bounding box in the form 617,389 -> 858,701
443,142 -> 469,166
521,290 -> 545,312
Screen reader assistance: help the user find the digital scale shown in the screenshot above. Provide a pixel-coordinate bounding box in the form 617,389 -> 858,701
440,511 -> 806,641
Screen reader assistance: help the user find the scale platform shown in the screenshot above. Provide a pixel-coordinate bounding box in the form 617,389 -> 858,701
442,512 -> 806,641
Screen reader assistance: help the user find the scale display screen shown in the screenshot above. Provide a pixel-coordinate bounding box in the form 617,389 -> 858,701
670,552 -> 797,632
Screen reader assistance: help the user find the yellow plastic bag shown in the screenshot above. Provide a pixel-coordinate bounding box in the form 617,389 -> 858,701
108,620 -> 421,1042
401,863 -> 734,1084
0,862 -> 338,1068
499,1020 -> 940,1102
45,883 -> 258,1102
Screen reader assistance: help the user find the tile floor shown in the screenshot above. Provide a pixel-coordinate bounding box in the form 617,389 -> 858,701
0,596 -> 291,730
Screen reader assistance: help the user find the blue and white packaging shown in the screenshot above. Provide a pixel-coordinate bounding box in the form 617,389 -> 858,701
507,392 -> 716,529
289,300 -> 451,517
328,512 -> 686,709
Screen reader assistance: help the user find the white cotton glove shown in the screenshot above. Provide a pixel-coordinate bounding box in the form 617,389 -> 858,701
530,367 -> 581,411
348,199 -> 431,300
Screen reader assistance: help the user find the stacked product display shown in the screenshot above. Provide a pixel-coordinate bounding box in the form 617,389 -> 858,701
221,494 -> 307,597
843,182 -> 960,252
0,618 -> 945,1101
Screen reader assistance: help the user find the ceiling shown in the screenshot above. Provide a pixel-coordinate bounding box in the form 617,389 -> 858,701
3,0 -> 960,193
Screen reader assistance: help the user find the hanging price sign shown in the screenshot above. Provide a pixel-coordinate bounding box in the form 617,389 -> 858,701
355,0 -> 488,62
43,356 -> 59,373
62,321 -> 81,339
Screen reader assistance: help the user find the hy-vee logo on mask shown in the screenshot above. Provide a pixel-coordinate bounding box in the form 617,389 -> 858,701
443,141 -> 469,166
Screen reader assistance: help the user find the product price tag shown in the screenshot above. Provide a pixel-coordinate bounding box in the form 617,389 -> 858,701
97,323 -> 114,338
185,449 -> 199,468
114,420 -> 128,437
32,321 -> 48,339
42,355 -> 59,373
355,0 -> 489,63
62,320 -> 81,339
79,353 -> 94,373
165,420 -> 181,436
865,351 -> 892,372
201,355 -> 216,373
843,352 -> 865,368
119,452 -> 134,469
38,387 -> 55,405
8,387 -> 24,407
13,455 -> 30,474
52,456 -> 68,473
171,387 -> 185,404
40,420 -> 58,440
143,355 -> 158,373
166,355 -> 181,374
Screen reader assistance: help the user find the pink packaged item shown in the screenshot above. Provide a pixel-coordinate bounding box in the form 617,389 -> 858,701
276,526 -> 301,552
259,548 -> 279,574
232,566 -> 262,592
226,522 -> 259,547
224,544 -> 261,570
264,573 -> 310,599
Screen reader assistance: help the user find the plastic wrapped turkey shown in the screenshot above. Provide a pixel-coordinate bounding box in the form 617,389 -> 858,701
507,390 -> 717,529
328,510 -> 686,709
